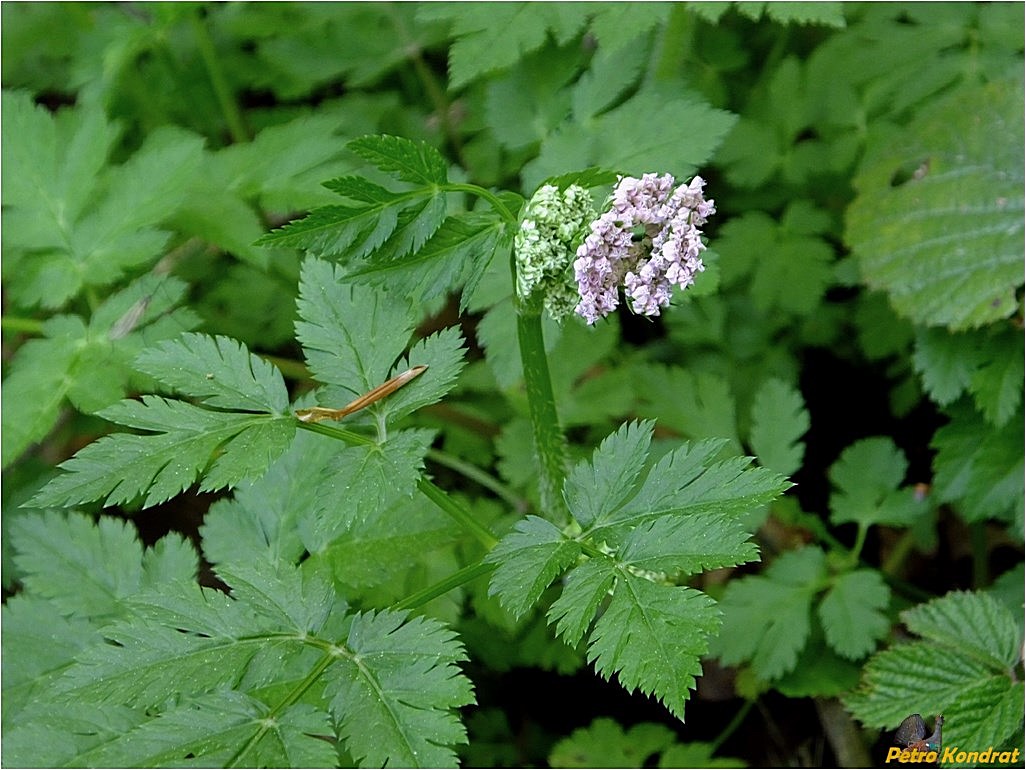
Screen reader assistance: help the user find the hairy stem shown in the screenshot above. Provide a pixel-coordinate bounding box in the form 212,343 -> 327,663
515,305 -> 571,524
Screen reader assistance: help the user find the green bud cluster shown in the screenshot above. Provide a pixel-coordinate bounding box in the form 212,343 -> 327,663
514,184 -> 596,320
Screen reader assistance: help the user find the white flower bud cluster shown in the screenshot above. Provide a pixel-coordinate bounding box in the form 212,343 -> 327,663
514,184 -> 597,321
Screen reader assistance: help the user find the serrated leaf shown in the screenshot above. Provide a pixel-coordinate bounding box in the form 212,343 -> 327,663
588,573 -> 720,721
347,134 -> 448,186
912,327 -> 984,406
713,546 -> 826,679
378,327 -> 467,424
326,610 -> 474,768
749,377 -> 810,475
299,428 -> 434,552
547,557 -> 617,647
563,420 -> 654,530
420,3 -> 588,89
486,516 -> 581,620
296,257 -> 414,400
1,596 -> 97,719
931,401 -> 1024,527
902,591 -> 1023,671
135,332 -> 290,414
11,511 -> 196,621
82,693 -> 337,769
618,514 -> 759,577
968,330 -> 1025,427
845,591 -> 1024,756
848,77 -> 1024,330
200,429 -> 334,568
256,201 -> 402,258
828,437 -> 908,527
523,86 -> 737,191
595,438 -> 790,538
818,569 -> 891,660
1,273 -> 197,468
549,717 -> 676,769
346,212 -> 511,309
635,365 -> 741,451
29,396 -> 296,509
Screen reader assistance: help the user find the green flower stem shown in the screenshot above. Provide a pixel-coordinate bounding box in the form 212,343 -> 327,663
709,699 -> 753,753
515,306 -> 571,523
296,420 -> 500,549
394,561 -> 496,612
190,10 -> 249,144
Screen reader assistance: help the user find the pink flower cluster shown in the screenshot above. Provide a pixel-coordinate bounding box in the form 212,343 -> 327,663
573,173 -> 715,325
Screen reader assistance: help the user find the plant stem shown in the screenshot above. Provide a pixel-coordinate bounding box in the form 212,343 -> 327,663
710,699 -> 753,753
444,182 -> 517,223
190,9 -> 248,144
394,561 -> 495,611
417,478 -> 499,550
515,306 -> 571,524
1,316 -> 45,334
426,448 -> 527,512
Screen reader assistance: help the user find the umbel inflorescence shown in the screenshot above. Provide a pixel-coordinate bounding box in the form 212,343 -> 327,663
515,173 -> 715,324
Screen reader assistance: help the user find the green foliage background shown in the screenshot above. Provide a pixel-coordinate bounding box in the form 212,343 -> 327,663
2,2 -> 1023,768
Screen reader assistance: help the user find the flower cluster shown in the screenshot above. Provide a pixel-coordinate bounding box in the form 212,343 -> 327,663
573,173 -> 714,324
514,184 -> 597,320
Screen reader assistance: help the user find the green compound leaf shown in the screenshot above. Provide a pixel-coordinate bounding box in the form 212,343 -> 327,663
828,437 -> 929,528
33,560 -> 472,768
845,591 -> 1024,755
618,514 -> 759,578
902,590 -> 1023,671
931,400 -> 1024,529
713,546 -> 827,680
818,569 -> 891,660
135,332 -> 290,414
749,377 -> 810,476
257,139 -> 448,261
1,91 -> 204,310
600,439 -> 791,538
11,511 -> 196,621
848,77 -> 1024,330
295,257 -> 465,420
549,717 -> 676,769
346,134 -> 448,186
325,610 -> 474,768
345,211 -> 511,309
78,693 -> 336,769
587,571 -> 720,721
485,516 -> 581,620
418,3 -> 588,89
488,422 -> 789,720
914,323 -> 1025,428
296,257 -> 414,400
563,420 -> 655,530
0,273 -> 197,468
24,330 -> 293,510
29,397 -> 296,509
